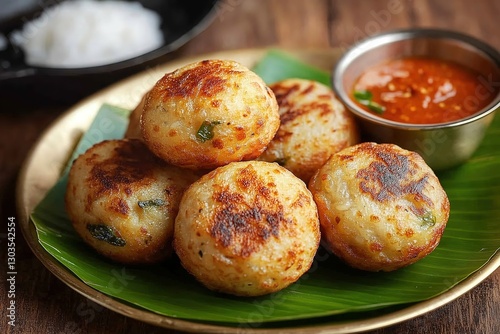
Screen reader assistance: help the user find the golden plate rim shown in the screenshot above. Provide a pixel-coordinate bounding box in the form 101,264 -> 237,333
16,47 -> 500,334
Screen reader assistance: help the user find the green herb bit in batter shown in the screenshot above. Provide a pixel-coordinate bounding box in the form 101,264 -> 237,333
87,224 -> 126,247
138,198 -> 165,208
420,211 -> 436,228
196,120 -> 222,142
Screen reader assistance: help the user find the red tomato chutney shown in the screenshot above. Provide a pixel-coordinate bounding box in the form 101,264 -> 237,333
352,57 -> 497,124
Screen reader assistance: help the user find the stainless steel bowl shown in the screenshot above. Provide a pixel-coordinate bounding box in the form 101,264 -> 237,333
332,28 -> 500,170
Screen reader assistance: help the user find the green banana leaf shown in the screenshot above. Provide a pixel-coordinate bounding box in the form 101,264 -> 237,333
31,50 -> 500,325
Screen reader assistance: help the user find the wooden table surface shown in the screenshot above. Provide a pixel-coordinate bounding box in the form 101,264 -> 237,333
1,0 -> 499,333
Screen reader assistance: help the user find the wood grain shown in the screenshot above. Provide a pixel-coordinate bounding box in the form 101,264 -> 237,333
1,0 -> 499,333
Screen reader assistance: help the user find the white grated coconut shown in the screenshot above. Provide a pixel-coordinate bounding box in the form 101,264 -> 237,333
11,0 -> 164,68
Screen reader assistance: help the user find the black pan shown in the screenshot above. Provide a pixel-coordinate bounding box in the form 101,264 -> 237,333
0,0 -> 220,102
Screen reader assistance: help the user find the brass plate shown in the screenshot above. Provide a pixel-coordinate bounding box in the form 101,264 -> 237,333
16,48 -> 500,333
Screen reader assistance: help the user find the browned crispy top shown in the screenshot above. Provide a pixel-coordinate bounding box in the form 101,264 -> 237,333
156,60 -> 241,99
270,80 -> 334,128
354,143 -> 433,211
86,139 -> 162,197
209,164 -> 292,257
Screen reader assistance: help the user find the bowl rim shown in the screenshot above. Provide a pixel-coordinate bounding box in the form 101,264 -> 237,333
332,28 -> 500,130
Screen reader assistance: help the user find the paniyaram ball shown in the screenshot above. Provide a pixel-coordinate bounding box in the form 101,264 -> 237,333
124,92 -> 147,140
65,139 -> 199,264
308,142 -> 450,272
259,78 -> 359,181
141,59 -> 280,170
174,160 -> 320,296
